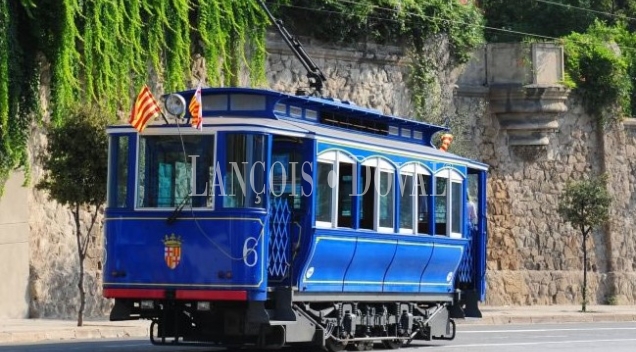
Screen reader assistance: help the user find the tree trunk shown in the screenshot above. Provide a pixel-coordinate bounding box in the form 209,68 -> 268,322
73,204 -> 86,327
582,227 -> 588,313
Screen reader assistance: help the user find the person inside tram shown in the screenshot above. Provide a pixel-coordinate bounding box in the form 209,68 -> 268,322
467,194 -> 477,229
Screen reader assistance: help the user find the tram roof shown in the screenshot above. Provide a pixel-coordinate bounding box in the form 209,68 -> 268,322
108,116 -> 488,171
164,87 -> 448,147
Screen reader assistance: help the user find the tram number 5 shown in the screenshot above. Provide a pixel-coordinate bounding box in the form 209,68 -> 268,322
242,237 -> 258,267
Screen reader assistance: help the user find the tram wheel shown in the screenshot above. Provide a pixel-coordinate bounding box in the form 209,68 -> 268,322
351,341 -> 373,351
382,339 -> 403,350
326,337 -> 347,352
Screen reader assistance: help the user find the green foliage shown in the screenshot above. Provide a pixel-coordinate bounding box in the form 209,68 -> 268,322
277,0 -> 484,64
36,103 -> 110,327
481,0 -> 612,42
558,173 -> 611,236
0,0 -> 269,195
482,2 -> 636,122
563,21 -> 634,122
0,0 -> 38,196
197,1 -> 268,86
558,173 -> 611,312
36,105 -> 109,207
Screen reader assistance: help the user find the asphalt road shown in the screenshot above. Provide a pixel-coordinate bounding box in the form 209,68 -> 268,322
2,321 -> 636,352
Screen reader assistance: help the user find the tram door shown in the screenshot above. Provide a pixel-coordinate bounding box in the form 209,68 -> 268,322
459,168 -> 488,317
268,136 -> 306,284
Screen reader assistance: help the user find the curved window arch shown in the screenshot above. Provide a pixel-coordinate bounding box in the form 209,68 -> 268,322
316,150 -> 356,228
317,150 -> 356,164
433,167 -> 465,238
360,157 -> 395,232
398,162 -> 432,234
399,162 -> 432,176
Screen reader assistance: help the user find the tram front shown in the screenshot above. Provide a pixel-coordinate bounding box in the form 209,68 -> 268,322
103,126 -> 277,345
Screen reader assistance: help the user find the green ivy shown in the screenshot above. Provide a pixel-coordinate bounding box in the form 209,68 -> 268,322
1,0 -> 37,195
2,0 -> 483,196
0,1 -> 10,191
0,0 -> 269,195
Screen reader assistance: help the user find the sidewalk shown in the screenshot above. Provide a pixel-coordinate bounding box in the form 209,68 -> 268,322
2,305 -> 636,344
458,304 -> 636,325
0,319 -> 148,344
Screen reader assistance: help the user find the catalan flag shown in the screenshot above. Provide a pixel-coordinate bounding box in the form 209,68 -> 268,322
189,85 -> 202,131
130,85 -> 162,133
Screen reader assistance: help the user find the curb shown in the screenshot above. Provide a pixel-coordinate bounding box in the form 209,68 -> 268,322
456,314 -> 636,325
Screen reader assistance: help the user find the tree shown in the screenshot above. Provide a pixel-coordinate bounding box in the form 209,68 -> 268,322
558,174 -> 611,312
37,105 -> 108,326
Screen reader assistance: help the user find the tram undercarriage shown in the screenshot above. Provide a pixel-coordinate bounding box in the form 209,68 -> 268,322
113,295 -> 456,351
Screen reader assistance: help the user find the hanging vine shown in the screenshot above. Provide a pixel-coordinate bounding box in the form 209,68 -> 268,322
0,1 -> 11,191
196,0 -> 267,86
1,0 -> 38,194
0,0 -> 269,195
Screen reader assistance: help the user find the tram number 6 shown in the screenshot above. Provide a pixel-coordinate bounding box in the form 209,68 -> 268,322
242,237 -> 258,267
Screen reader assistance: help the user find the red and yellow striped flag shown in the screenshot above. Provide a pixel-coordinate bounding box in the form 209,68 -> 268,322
129,85 -> 161,133
189,85 -> 202,131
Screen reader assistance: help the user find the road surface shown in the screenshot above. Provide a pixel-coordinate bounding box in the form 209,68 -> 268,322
1,321 -> 636,352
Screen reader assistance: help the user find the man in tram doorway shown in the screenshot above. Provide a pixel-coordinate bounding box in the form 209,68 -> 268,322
467,195 -> 477,230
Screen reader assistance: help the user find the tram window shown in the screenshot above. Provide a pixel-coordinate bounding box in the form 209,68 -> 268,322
338,164 -> 354,228
451,181 -> 462,234
271,150 -> 303,210
434,177 -> 448,236
399,174 -> 414,231
433,169 -> 464,238
108,135 -> 129,208
379,170 -> 394,229
359,166 -> 375,230
137,135 -> 214,208
467,173 -> 479,229
224,134 -> 266,208
316,162 -> 333,223
316,151 -> 355,228
360,158 -> 395,232
399,164 -> 431,234
417,174 -> 431,234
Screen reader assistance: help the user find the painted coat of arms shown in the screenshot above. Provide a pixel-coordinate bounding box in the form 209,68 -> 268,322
163,234 -> 182,269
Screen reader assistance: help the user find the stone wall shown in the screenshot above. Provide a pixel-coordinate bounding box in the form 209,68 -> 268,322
456,44 -> 636,305
7,35 -> 636,319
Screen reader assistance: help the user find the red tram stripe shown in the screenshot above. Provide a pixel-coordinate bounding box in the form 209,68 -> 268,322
103,288 -> 164,299
103,288 -> 247,301
176,290 -> 247,301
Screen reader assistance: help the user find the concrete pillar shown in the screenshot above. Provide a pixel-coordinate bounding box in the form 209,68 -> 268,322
0,171 -> 30,318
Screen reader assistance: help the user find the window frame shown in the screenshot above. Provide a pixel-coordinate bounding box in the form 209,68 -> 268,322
315,150 -> 356,228
107,134 -> 131,209
134,132 -> 217,211
222,133 -> 268,209
361,157 -> 395,233
398,163 -> 431,234
434,167 -> 464,239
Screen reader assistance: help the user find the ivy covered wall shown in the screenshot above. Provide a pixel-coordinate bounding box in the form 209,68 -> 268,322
0,0 -> 269,195
0,0 -> 484,195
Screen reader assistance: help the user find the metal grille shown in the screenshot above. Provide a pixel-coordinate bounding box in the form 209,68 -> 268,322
268,197 -> 291,280
457,227 -> 476,285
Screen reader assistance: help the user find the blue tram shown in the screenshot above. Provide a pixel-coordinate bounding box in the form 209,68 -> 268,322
103,87 -> 488,350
